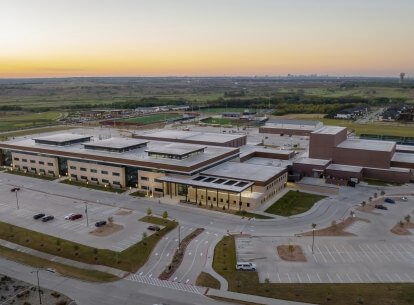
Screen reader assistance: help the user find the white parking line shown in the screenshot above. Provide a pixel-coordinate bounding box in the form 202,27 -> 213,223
316,272 -> 322,283
315,246 -> 328,263
326,273 -> 333,283
323,245 -> 336,263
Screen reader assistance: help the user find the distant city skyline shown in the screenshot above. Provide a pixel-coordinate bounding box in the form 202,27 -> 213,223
1,0 -> 413,78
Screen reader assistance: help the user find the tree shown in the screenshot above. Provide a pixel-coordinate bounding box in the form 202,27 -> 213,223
380,190 -> 385,196
368,197 -> 373,203
288,245 -> 295,257
374,192 -> 378,199
146,208 -> 152,216
361,201 -> 366,207
162,211 -> 168,219
399,221 -> 405,228
405,215 -> 411,224
107,216 -> 114,227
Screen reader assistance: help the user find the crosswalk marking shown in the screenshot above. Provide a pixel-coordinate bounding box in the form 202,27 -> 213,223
126,275 -> 205,294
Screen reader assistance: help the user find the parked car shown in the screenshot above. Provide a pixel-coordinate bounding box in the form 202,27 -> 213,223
64,213 -> 75,220
147,225 -> 160,231
10,187 -> 20,192
384,198 -> 395,204
401,197 -> 408,201
33,213 -> 45,220
236,262 -> 256,271
375,204 -> 388,210
95,220 -> 107,227
41,215 -> 54,222
69,214 -> 83,220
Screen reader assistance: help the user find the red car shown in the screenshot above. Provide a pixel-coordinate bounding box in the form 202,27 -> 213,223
69,214 -> 83,220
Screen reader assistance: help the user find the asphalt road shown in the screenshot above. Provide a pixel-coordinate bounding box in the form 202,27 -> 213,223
0,257 -> 230,305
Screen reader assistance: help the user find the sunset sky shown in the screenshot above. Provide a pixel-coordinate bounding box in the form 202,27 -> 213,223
1,0 -> 413,78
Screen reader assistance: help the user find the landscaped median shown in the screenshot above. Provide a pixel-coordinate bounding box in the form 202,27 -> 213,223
0,216 -> 177,276
0,245 -> 118,282
201,235 -> 414,305
60,179 -> 126,193
265,190 -> 326,216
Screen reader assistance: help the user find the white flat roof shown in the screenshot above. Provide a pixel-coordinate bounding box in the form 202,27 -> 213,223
294,157 -> 331,166
33,133 -> 91,144
326,164 -> 363,173
202,161 -> 286,182
1,136 -> 238,173
312,126 -> 347,135
263,123 -> 317,131
396,145 -> 414,153
392,152 -> 414,164
84,138 -> 148,150
337,139 -> 395,152
135,129 -> 245,143
145,144 -> 206,156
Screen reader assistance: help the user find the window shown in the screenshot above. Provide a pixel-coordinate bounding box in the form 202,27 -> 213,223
31,167 -> 36,171
39,169 -> 45,173
22,159 -> 27,162
39,161 -> 44,165
213,197 -> 216,201
70,174 -> 77,178
141,185 -> 148,190
90,169 -> 97,173
220,198 -> 223,202
112,172 -> 120,176
48,170 -> 54,175
80,167 -> 87,172
91,177 -> 98,181
30,160 -> 36,163
13,157 -> 19,161
101,170 -> 108,175
207,196 -> 211,200
47,162 -> 53,166
81,176 -> 87,180
247,203 -> 250,207
140,176 -> 148,181
113,181 -> 120,185
154,188 -> 163,192
102,179 -> 109,183
201,195 -> 204,199
70,166 -> 76,170
23,166 -> 28,170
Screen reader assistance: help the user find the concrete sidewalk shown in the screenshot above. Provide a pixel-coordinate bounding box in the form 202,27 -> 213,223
203,237 -> 228,291
207,289 -> 316,305
0,239 -> 128,278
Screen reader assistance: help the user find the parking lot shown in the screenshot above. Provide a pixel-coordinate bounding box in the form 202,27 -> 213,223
0,180 -> 155,251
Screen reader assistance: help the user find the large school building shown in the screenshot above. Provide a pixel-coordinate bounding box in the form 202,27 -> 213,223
0,132 -> 288,211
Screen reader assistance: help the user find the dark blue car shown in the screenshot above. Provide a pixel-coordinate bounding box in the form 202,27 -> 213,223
384,198 -> 395,204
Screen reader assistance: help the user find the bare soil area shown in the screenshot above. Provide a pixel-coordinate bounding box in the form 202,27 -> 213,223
277,245 -> 307,262
301,217 -> 370,237
115,208 -> 132,216
391,222 -> 414,235
90,223 -> 124,236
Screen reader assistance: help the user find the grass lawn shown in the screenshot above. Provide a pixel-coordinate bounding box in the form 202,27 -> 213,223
0,111 -> 64,132
60,179 -> 126,193
205,235 -> 414,305
4,169 -> 57,181
265,190 -> 326,216
0,216 -> 177,273
234,210 -> 273,220
196,272 -> 221,289
0,245 -> 118,282
119,113 -> 181,124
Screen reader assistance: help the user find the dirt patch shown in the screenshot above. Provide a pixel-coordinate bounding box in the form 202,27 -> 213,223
90,223 -> 123,236
301,217 -> 370,237
115,209 -> 132,216
391,222 -> 414,235
277,245 -> 306,262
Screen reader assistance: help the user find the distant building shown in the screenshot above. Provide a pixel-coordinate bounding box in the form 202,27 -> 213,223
259,119 -> 323,136
380,105 -> 413,121
334,106 -> 369,119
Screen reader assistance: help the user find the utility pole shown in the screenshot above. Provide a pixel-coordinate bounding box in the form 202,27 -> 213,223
31,270 -> 42,304
85,202 -> 89,227
15,190 -> 19,210
311,223 -> 317,254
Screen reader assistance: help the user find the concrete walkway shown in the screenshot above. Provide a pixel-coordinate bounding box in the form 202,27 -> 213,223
0,239 -> 128,278
207,289 -> 315,305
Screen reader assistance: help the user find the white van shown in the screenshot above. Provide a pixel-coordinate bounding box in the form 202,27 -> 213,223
236,262 -> 256,271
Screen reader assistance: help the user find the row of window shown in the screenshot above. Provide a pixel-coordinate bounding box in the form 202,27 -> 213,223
69,166 -> 120,176
70,174 -> 121,185
196,195 -> 251,207
266,174 -> 286,190
14,157 -> 53,167
14,165 -> 55,175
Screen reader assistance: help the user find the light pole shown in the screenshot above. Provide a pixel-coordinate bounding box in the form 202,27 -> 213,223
311,223 -> 317,254
30,269 -> 42,304
15,189 -> 20,210
84,202 -> 89,227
